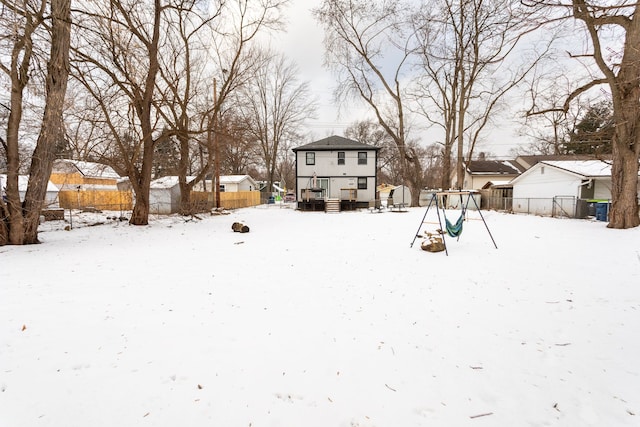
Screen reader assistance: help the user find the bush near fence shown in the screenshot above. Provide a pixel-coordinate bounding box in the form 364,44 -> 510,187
58,190 -> 133,211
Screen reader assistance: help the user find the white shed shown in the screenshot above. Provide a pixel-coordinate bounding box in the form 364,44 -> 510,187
0,174 -> 59,207
149,176 -> 196,214
379,184 -> 411,207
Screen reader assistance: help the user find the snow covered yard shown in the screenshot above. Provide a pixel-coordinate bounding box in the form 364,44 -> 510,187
1,205 -> 639,426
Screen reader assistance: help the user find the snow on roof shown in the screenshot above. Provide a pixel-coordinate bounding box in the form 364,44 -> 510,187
150,176 -> 197,189
220,175 -> 255,184
482,180 -> 512,189
54,159 -> 120,179
0,174 -> 59,192
542,160 -> 613,177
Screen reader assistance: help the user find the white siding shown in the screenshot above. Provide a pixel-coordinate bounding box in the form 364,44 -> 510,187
296,149 -> 377,202
593,178 -> 612,200
297,150 -> 376,177
512,165 -> 582,199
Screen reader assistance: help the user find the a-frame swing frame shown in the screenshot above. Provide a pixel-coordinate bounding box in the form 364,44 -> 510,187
410,191 -> 498,255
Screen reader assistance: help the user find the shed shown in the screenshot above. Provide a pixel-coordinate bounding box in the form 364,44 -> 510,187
149,176 -> 196,214
379,184 -> 411,207
0,174 -> 59,207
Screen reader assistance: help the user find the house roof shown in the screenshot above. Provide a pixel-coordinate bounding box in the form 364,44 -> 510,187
481,180 -> 512,189
53,159 -> 120,179
150,176 -> 196,189
292,135 -> 380,152
465,160 -> 525,175
510,159 -> 618,185
542,160 -> 612,177
220,174 -> 257,185
514,154 -> 608,169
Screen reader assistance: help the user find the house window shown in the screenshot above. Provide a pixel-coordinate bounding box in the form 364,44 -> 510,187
338,152 -> 345,165
306,152 -> 315,165
540,166 -> 545,175
357,177 -> 367,189
219,184 -> 226,192
358,152 -> 367,165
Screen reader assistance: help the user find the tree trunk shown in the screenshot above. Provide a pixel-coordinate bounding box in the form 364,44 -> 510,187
608,147 -> 640,229
5,90 -> 24,245
23,0 -> 71,244
606,8 -> 640,229
441,142 -> 453,190
130,175 -> 151,225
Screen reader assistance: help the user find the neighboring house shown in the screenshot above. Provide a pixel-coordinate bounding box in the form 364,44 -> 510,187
292,135 -> 380,211
513,154 -> 606,170
0,174 -> 59,207
50,159 -> 120,191
458,160 -> 525,190
194,174 -> 258,193
510,160 -> 626,217
220,175 -> 258,192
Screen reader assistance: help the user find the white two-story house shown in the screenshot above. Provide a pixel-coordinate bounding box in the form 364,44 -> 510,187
292,135 -> 380,211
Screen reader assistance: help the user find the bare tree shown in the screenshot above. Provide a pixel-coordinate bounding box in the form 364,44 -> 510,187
156,0 -> 288,213
345,119 -> 398,184
411,0 -> 550,190
0,0 -> 70,245
0,1 -> 44,244
314,0 -> 426,206
525,0 -> 640,228
22,0 -> 71,243
236,51 -> 316,192
72,0 -> 166,225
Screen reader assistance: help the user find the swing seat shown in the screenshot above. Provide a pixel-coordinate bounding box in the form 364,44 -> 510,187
445,214 -> 464,237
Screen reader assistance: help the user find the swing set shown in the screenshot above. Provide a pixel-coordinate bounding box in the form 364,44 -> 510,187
410,191 -> 498,255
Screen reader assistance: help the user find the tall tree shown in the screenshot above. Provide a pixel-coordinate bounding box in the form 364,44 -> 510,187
526,0 -> 640,228
0,0 -> 70,245
236,51 -> 315,192
156,0 -> 287,213
315,0 -> 426,206
411,0 -> 549,189
0,1 -> 45,245
23,0 -> 72,243
72,0 -> 164,225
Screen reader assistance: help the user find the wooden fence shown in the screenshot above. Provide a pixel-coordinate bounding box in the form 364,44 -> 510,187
191,190 -> 261,210
58,189 -> 261,212
58,190 -> 133,210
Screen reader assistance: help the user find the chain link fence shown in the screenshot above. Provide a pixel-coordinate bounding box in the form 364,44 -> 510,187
482,196 -> 612,220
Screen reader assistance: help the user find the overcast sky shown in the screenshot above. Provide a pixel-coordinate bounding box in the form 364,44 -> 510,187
277,0 -> 528,157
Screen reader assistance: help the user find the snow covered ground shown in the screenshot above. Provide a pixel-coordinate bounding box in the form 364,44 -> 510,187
1,205 -> 639,426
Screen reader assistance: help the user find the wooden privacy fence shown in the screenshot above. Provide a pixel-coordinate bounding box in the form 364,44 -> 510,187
58,190 -> 260,212
58,190 -> 133,210
190,190 -> 261,210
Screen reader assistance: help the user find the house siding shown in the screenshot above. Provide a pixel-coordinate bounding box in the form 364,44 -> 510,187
295,149 -> 377,202
513,166 -> 582,199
